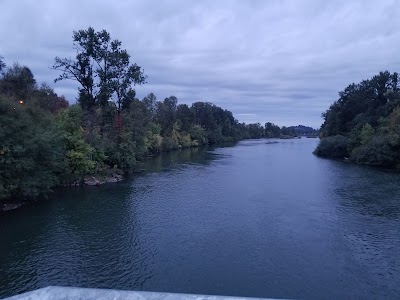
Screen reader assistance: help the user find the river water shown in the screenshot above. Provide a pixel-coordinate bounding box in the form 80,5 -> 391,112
0,138 -> 399,299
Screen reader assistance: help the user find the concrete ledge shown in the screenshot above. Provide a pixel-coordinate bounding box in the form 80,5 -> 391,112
2,286 -> 277,300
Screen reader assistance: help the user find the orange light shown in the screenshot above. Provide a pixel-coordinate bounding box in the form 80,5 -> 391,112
19,100 -> 24,104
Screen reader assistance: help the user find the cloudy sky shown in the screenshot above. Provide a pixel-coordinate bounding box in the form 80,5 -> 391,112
1,0 -> 399,127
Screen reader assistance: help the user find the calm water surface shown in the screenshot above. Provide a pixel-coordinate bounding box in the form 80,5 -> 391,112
1,138 -> 399,299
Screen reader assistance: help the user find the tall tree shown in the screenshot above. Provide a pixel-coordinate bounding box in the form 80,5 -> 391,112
142,92 -> 157,121
52,27 -> 146,110
156,96 -> 178,135
176,103 -> 193,131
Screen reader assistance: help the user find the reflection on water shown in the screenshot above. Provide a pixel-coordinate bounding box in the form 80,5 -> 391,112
1,139 -> 399,299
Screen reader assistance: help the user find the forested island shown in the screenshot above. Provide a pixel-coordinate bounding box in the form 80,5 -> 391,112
0,28 -> 316,207
314,71 -> 400,168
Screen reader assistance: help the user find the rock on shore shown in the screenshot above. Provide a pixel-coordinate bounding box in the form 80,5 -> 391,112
84,174 -> 124,186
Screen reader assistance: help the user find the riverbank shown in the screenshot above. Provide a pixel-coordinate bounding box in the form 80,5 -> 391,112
0,138 -> 252,213
1,138 -> 398,299
0,173 -> 128,213
0,144 -> 218,213
0,136 -> 313,213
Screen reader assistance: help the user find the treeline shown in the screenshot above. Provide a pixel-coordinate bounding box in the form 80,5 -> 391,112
0,64 -> 243,202
265,123 -> 318,138
0,61 -> 299,203
0,27 -> 296,203
314,71 -> 400,168
0,27 -> 318,203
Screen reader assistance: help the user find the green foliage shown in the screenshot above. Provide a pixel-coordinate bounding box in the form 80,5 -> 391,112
148,133 -> 163,153
1,31 -> 320,203
0,96 -> 63,202
288,125 -> 318,136
57,105 -> 95,182
315,71 -> 400,168
142,93 -> 157,121
247,123 -> 264,139
313,135 -> 349,158
52,27 -> 146,110
350,134 -> 400,167
177,104 -> 193,131
0,63 -> 36,100
33,83 -> 69,114
265,122 -> 281,138
180,133 -> 193,148
145,122 -> 163,153
359,124 -> 375,145
156,96 -> 178,135
189,125 -> 208,145
104,130 -> 137,172
161,136 -> 179,152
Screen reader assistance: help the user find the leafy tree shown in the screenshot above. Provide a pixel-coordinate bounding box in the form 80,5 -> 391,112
156,96 -> 178,135
53,27 -> 146,110
265,122 -> 281,138
124,98 -> 148,159
142,93 -> 157,121
313,135 -> 349,158
287,125 -> 318,136
189,124 -> 208,145
57,105 -> 95,182
34,83 -> 69,114
104,130 -> 137,171
315,71 -> 400,168
145,122 -> 163,154
0,63 -> 36,100
191,102 -> 216,129
350,135 -> 399,167
177,103 -> 193,131
0,96 -> 63,202
247,123 -> 264,139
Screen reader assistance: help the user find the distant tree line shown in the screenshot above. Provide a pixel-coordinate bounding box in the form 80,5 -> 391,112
314,71 -> 400,168
265,123 -> 318,138
0,28 -> 316,203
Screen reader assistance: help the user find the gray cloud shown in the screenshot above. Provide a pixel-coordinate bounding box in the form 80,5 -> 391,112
1,0 -> 399,128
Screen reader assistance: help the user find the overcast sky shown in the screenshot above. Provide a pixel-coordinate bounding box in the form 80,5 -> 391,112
1,0 -> 399,128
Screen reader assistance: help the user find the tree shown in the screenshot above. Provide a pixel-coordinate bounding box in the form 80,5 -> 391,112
53,27 -> 146,110
313,135 -> 348,158
0,56 -> 5,74
315,71 -> 400,168
0,63 -> 36,100
265,122 -> 281,138
156,96 -> 178,135
247,123 -> 264,139
176,103 -> 193,131
0,96 -> 63,201
281,126 -> 295,137
34,83 -> 69,114
142,92 -> 157,121
57,105 -> 95,182
191,102 -> 216,129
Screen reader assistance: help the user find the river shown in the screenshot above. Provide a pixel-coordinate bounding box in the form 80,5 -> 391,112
0,138 -> 399,299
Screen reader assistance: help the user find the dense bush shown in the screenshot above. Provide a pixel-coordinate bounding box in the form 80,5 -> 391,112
0,96 -> 64,201
350,135 -> 398,167
313,135 -> 348,158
